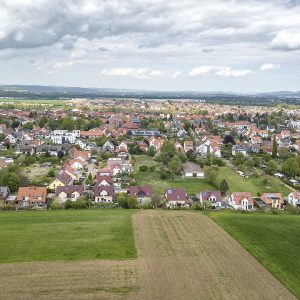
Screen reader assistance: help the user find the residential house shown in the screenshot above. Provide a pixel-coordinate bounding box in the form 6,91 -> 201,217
102,141 -> 115,152
55,185 -> 84,203
183,140 -> 194,152
232,145 -> 247,156
287,192 -> 300,207
47,172 -> 73,191
94,186 -> 115,203
95,176 -> 113,186
165,188 -> 187,207
260,193 -> 284,209
128,186 -> 153,203
0,187 -> 10,201
197,190 -> 222,208
17,186 -> 47,208
149,137 -> 165,151
97,168 -> 112,177
251,135 -> 262,144
228,192 -> 254,210
129,129 -> 160,137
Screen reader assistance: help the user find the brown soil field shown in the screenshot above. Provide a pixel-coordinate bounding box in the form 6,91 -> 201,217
0,210 -> 296,300
133,210 -> 296,300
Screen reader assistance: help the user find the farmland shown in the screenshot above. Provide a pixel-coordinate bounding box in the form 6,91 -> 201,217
0,209 -> 297,299
208,211 -> 300,298
0,210 -> 136,263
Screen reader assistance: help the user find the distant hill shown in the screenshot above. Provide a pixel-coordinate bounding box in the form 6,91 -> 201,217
0,84 -> 299,105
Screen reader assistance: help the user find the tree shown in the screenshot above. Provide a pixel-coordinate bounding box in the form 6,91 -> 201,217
183,120 -> 191,132
219,179 -> 229,196
202,200 -> 212,210
233,153 -> 244,166
11,120 -> 20,129
47,169 -> 55,177
23,122 -> 33,130
272,136 -> 278,158
168,155 -> 182,175
38,116 -> 47,128
206,167 -> 218,188
61,117 -> 74,131
127,196 -> 137,209
117,193 -> 137,209
57,151 -> 64,159
266,160 -> 278,175
151,194 -> 162,208
117,193 -> 128,208
282,157 -> 299,177
0,172 -> 20,192
147,146 -> 156,157
159,141 -> 176,165
223,135 -> 236,145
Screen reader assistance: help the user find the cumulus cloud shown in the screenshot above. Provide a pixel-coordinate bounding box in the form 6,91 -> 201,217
271,30 -> 300,51
101,68 -> 164,79
215,67 -> 253,77
189,66 -> 253,77
260,63 -> 280,71
189,66 -> 214,77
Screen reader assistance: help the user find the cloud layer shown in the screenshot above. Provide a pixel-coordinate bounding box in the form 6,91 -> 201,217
0,0 -> 299,91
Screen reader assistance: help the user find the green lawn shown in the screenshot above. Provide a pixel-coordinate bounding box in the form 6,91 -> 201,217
209,211 -> 300,298
134,169 -> 214,194
0,209 -> 136,263
217,166 -> 291,196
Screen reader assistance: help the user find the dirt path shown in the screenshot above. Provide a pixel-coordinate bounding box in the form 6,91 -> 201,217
134,210 -> 296,300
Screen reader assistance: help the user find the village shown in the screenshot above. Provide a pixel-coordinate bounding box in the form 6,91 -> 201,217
0,98 -> 299,211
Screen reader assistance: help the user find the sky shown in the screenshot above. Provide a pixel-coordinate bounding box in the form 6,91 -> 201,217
0,0 -> 300,93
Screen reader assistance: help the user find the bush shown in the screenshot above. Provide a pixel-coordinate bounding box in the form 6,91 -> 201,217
149,165 -> 156,172
74,197 -> 88,209
50,199 -> 63,210
139,165 -> 148,172
286,204 -> 300,215
47,169 -> 55,177
64,199 -> 73,209
117,193 -> 137,209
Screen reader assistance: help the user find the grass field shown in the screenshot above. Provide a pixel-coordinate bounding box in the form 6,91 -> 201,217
217,166 -> 291,196
133,155 -> 290,196
134,168 -> 214,194
208,211 -> 300,298
133,155 -> 215,194
0,209 -> 136,263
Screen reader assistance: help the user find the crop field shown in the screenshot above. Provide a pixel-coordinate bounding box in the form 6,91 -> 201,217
134,210 -> 295,300
0,210 -> 136,263
208,211 -> 300,298
0,210 -> 296,299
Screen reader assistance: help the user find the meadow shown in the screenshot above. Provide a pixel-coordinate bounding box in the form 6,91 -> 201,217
216,166 -> 291,196
0,209 -> 136,263
133,155 -> 291,196
208,211 -> 300,298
